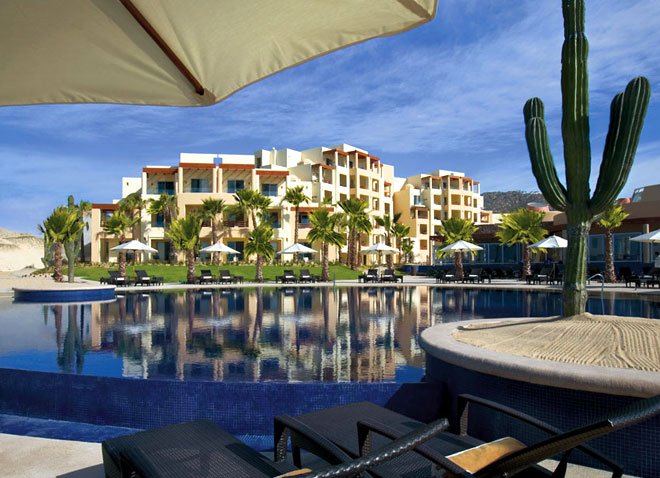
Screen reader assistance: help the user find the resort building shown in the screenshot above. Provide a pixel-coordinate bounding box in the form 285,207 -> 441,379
89,144 -> 497,265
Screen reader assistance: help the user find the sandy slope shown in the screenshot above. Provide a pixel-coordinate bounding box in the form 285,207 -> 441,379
0,227 -> 44,272
452,313 -> 660,372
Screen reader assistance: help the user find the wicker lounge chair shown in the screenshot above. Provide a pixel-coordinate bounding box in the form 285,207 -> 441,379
218,270 -> 243,284
359,269 -> 379,283
618,266 -> 640,288
527,265 -> 554,285
106,270 -> 128,286
197,269 -> 214,284
299,269 -> 318,283
286,393 -> 660,477
134,270 -> 153,286
380,269 -> 401,283
103,416 -> 452,478
276,269 -> 297,284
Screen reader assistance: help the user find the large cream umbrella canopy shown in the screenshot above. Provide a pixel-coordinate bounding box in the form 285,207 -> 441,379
277,243 -> 317,255
1,0 -> 437,107
530,235 -> 568,249
200,243 -> 240,254
438,240 -> 483,253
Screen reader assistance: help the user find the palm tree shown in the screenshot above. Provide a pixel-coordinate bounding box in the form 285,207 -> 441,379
77,200 -> 91,263
244,225 -> 275,282
148,193 -> 178,263
103,211 -> 138,277
42,206 -> 85,282
200,198 -> 226,264
436,217 -> 478,280
391,222 -> 410,265
231,189 -> 260,228
283,186 -> 310,260
496,208 -> 547,281
374,213 -> 402,269
400,237 -> 414,264
338,198 -> 372,270
253,194 -> 272,226
598,204 -> 629,283
308,209 -> 346,281
166,215 -> 203,284
119,192 -> 147,243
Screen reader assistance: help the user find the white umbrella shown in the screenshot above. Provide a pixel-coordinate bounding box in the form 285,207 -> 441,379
530,235 -> 568,249
361,243 -> 399,254
631,229 -> 660,243
439,240 -> 483,253
110,240 -> 158,253
277,243 -> 317,255
200,243 -> 240,254
1,1 -> 436,107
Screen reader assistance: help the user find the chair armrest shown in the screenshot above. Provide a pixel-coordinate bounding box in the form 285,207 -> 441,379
355,418 -> 473,477
274,414 -> 353,466
458,394 -> 623,476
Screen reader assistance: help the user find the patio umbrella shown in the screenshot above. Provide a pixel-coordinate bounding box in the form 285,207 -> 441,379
439,240 -> 483,253
200,243 -> 240,254
0,0 -> 437,107
530,235 -> 568,249
111,239 -> 158,262
361,242 -> 399,266
631,229 -> 660,243
277,243 -> 317,255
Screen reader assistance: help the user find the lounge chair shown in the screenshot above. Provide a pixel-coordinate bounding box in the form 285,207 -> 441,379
218,269 -> 243,284
527,266 -> 554,285
618,266 -> 640,288
360,269 -> 379,283
641,267 -> 660,288
102,416 -> 452,478
286,393 -> 660,478
197,269 -> 214,284
277,269 -> 297,284
299,269 -> 318,283
105,270 -> 128,286
134,270 -> 153,286
380,269 -> 401,283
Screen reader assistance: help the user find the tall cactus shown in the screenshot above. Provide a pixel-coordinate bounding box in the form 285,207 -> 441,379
524,0 -> 650,316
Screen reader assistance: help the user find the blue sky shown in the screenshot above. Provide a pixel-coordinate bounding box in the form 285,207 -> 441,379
2,0 -> 660,234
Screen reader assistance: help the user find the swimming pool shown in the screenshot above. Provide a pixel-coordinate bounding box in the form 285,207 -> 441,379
1,286 -> 658,383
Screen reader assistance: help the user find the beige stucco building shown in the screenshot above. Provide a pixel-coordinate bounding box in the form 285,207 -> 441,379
90,144 -> 496,265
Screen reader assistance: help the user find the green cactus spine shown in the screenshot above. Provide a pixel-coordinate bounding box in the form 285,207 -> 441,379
523,0 -> 650,316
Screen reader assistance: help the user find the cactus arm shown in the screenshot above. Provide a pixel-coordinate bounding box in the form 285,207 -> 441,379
590,76 -> 651,214
524,98 -> 568,211
561,0 -> 591,208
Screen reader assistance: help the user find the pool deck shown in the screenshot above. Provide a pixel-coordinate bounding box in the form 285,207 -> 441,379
0,433 -> 638,478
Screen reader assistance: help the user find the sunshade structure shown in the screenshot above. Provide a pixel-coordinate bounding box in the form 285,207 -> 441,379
200,243 -> 240,254
277,243 -> 317,255
110,240 -> 158,253
439,240 -> 483,253
631,229 -> 660,243
110,239 -> 158,261
361,242 -> 399,266
1,0 -> 437,107
530,235 -> 568,249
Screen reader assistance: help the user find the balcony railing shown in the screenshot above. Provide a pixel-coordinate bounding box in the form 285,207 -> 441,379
224,220 -> 248,228
298,223 -> 312,229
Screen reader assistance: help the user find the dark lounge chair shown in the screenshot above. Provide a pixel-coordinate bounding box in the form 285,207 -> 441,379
218,269 -> 243,284
277,269 -> 297,284
527,265 -> 554,285
104,270 -> 128,286
102,416 -> 452,478
360,269 -> 379,283
287,393 -> 660,478
299,269 -> 318,283
197,269 -> 214,284
618,266 -> 640,288
380,269 -> 397,283
134,270 -> 153,286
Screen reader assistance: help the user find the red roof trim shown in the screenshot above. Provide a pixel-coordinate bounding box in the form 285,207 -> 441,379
217,164 -> 255,170
324,149 -> 349,156
92,203 -> 118,210
179,163 -> 215,169
143,167 -> 176,174
256,170 -> 289,176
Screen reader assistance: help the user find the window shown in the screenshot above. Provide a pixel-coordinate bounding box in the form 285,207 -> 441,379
613,234 -> 641,261
227,180 -> 244,193
502,244 -> 519,264
157,181 -> 175,195
413,196 -> 422,206
227,241 -> 244,261
264,212 -> 280,228
589,236 -> 605,262
299,212 -> 309,225
153,213 -> 164,227
487,244 -> 502,264
261,183 -> 278,197
190,178 -> 210,193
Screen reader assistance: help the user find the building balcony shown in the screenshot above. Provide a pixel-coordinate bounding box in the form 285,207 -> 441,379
224,220 -> 249,228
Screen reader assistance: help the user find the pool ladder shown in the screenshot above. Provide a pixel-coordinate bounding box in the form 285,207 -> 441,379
587,273 -> 606,313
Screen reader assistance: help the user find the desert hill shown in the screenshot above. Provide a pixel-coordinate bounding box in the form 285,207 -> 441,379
0,227 -> 44,271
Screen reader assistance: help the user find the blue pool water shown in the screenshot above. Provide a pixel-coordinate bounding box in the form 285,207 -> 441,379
1,286 -> 658,383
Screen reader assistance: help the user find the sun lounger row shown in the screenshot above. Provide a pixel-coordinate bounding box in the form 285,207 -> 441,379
359,269 -> 404,283
102,391 -> 660,478
100,270 -> 163,287
435,267 -> 492,284
195,269 -> 245,284
275,269 -> 320,283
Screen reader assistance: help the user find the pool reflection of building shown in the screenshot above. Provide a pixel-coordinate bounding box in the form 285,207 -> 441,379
46,287 -> 436,383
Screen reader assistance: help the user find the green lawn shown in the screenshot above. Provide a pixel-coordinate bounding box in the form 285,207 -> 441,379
72,263 -> 362,283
